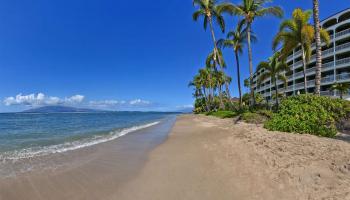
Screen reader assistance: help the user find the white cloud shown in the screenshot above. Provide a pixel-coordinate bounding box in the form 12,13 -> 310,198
129,99 -> 151,105
89,99 -> 152,108
176,104 -> 194,109
3,93 -> 85,106
65,95 -> 85,104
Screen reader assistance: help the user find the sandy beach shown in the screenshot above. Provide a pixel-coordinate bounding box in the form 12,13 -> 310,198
1,114 -> 350,200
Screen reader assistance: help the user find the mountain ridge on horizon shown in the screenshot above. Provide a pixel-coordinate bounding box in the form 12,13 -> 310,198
21,105 -> 103,113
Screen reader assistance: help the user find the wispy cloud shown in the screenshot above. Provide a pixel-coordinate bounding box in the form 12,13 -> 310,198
88,99 -> 152,109
3,93 -> 85,106
3,93 -> 154,111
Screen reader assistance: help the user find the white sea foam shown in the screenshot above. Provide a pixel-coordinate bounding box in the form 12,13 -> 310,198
0,121 -> 160,161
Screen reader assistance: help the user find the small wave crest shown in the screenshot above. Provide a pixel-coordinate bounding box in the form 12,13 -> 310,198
0,121 -> 160,162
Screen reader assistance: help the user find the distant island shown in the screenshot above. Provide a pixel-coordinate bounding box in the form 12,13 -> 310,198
22,106 -> 102,113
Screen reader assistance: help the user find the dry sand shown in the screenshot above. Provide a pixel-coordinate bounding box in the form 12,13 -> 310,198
117,114 -> 350,200
1,114 -> 350,200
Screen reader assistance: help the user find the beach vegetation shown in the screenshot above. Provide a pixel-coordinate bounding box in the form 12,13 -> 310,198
330,83 -> 350,100
265,94 -> 350,137
206,110 -> 238,118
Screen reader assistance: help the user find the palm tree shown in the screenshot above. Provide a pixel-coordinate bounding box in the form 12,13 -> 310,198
312,0 -> 322,96
206,48 -> 226,108
220,0 -> 283,105
273,9 -> 330,93
218,20 -> 255,107
256,52 -> 290,108
330,83 -> 350,99
192,0 -> 231,98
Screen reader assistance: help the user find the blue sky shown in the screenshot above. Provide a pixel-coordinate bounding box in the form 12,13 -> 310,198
0,0 -> 348,112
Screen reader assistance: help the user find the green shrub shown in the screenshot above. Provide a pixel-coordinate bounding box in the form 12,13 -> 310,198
241,112 -> 268,124
206,110 -> 238,119
264,94 -> 350,137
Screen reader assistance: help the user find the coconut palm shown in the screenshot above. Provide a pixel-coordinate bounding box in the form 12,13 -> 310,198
256,52 -> 290,108
217,20 -> 255,107
192,0 -> 231,98
330,82 -> 350,99
313,0 -> 322,96
220,0 -> 283,105
206,48 -> 226,108
273,9 -> 330,93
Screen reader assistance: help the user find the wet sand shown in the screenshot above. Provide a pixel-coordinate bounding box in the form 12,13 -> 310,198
1,114 -> 350,200
0,116 -> 176,200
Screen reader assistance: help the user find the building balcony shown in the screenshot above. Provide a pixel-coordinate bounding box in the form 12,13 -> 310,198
336,57 -> 350,68
336,73 -> 350,81
335,28 -> 350,40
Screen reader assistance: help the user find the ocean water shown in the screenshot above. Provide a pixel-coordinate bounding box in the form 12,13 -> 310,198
0,112 -> 174,161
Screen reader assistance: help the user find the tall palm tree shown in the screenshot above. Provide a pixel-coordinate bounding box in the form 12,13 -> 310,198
220,0 -> 283,105
192,0 -> 231,98
256,52 -> 290,108
206,48 -> 226,108
313,0 -> 322,96
218,20 -> 255,107
273,9 -> 330,93
330,83 -> 350,99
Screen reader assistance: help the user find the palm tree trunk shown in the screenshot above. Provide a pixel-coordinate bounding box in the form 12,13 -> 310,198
247,23 -> 255,105
340,92 -> 343,99
313,0 -> 322,96
235,51 -> 243,108
301,45 -> 308,93
202,86 -> 210,112
274,78 -> 279,109
208,17 -> 225,109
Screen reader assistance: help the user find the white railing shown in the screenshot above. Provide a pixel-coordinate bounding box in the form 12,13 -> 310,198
321,76 -> 334,84
335,28 -> 350,38
287,55 -> 293,61
311,48 -> 334,60
295,82 -> 304,89
307,80 -> 315,87
336,57 -> 350,66
295,60 -> 303,66
322,61 -> 334,70
335,42 -> 350,51
294,71 -> 304,77
336,73 -> 350,81
295,50 -> 302,57
306,67 -> 315,74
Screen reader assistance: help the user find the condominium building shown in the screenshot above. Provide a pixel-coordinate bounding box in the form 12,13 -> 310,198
252,8 -> 350,100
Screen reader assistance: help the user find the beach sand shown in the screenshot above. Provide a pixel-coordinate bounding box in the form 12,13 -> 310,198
1,114 -> 350,200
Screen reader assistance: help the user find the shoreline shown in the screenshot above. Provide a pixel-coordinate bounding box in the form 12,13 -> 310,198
1,114 -> 350,199
0,116 -> 176,199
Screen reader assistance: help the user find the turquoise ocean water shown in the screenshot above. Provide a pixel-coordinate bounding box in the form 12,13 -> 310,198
0,112 -> 174,161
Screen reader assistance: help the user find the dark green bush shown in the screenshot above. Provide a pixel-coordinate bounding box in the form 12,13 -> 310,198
206,110 -> 238,119
264,94 -> 350,137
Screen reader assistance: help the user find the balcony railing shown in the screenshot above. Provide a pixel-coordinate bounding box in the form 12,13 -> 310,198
322,61 -> 334,71
294,60 -> 303,67
307,80 -> 315,87
321,76 -> 334,84
336,57 -> 350,66
295,82 -> 304,89
320,90 -> 333,96
335,42 -> 350,51
336,73 -> 350,81
295,50 -> 302,57
306,67 -> 315,74
335,28 -> 350,38
294,71 -> 304,77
